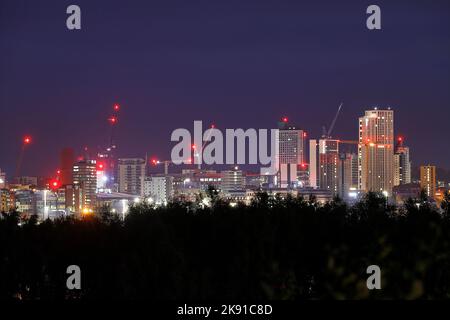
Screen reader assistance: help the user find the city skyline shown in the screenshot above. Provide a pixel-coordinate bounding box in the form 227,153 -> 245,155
1,0 -> 450,177
0,106 -> 445,179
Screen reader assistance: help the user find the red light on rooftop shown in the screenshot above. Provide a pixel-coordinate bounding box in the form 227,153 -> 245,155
282,117 -> 288,123
97,163 -> 104,170
303,132 -> 307,138
192,144 -> 196,150
211,124 -> 216,129
398,136 -> 403,142
56,170 -> 61,175
113,104 -> 120,111
150,158 -> 158,166
23,136 -> 32,144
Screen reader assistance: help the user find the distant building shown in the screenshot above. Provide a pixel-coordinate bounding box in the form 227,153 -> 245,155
245,173 -> 263,189
278,121 -> 305,188
15,176 -> 38,186
392,183 -> 421,204
435,187 -> 448,205
96,192 -> 137,219
358,108 -> 394,196
64,184 -> 83,214
14,189 -> 35,216
118,158 -> 146,196
310,139 -> 340,195
0,168 -> 6,188
420,165 -> 436,198
60,148 -> 75,186
143,175 -> 174,205
35,189 -> 67,220
0,189 -> 14,212
221,167 -> 245,194
297,188 -> 334,204
97,145 -> 118,191
339,153 -> 358,200
73,159 -> 97,210
393,137 -> 411,186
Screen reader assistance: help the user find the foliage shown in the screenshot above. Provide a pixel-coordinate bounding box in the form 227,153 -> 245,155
1,192 -> 450,300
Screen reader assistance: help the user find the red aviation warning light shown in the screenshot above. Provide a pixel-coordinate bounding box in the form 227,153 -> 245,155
97,162 -> 105,171
23,136 -> 32,145
150,158 -> 158,166
113,104 -> 120,111
282,117 -> 288,123
192,144 -> 196,150
50,179 -> 60,190
108,116 -> 118,124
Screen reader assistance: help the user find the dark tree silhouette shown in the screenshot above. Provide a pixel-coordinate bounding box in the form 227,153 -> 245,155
1,192 -> 450,300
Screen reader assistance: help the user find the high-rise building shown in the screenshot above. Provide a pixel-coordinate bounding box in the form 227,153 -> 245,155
339,153 -> 358,200
0,168 -> 6,189
118,158 -> 146,196
143,175 -> 174,205
221,167 -> 245,194
97,145 -> 118,191
309,139 -> 340,195
65,184 -> 83,214
358,108 -> 394,196
278,121 -> 305,188
60,148 -> 75,186
72,159 -> 97,210
393,137 -> 411,186
0,189 -> 14,212
420,165 -> 436,198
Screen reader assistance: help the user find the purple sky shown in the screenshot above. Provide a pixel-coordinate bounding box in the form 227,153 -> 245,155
1,0 -> 449,178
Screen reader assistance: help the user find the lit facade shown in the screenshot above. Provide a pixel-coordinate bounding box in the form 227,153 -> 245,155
420,165 -> 436,198
118,158 -> 146,196
72,159 -> 97,210
393,138 -> 411,186
143,175 -> 174,205
278,123 -> 305,188
358,108 -> 394,196
221,167 -> 245,194
309,139 -> 340,195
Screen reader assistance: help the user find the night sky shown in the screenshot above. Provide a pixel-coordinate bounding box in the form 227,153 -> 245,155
1,0 -> 449,178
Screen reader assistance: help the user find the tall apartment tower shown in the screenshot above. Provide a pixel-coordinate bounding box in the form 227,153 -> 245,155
72,159 -> 97,210
358,108 -> 394,196
420,165 -> 436,198
118,158 -> 146,196
339,153 -> 358,199
60,148 -> 75,186
393,137 -> 411,186
278,120 -> 305,188
309,139 -> 340,195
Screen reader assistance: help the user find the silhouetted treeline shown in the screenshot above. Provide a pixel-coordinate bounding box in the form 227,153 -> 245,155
1,191 -> 450,300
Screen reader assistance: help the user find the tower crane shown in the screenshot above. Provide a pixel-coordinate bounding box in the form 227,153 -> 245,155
15,135 -> 32,179
322,102 -> 343,139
